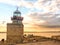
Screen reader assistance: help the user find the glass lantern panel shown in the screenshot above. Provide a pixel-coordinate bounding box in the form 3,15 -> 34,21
14,14 -> 21,16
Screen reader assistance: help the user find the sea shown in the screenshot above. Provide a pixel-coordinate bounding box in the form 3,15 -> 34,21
0,32 -> 60,41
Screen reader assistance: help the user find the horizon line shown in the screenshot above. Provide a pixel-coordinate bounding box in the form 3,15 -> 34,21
0,31 -> 60,33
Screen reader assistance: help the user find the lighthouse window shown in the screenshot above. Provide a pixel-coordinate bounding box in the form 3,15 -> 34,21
17,14 -> 21,16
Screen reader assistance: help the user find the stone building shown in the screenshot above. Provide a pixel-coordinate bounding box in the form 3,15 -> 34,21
7,7 -> 24,44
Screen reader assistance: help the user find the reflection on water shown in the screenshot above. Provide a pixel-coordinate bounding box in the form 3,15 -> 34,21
0,32 -> 60,41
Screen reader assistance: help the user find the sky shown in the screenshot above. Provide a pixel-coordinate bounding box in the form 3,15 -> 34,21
0,0 -> 60,32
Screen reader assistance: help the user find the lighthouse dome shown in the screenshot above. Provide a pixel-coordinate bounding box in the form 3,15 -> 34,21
14,10 -> 21,14
13,7 -> 21,16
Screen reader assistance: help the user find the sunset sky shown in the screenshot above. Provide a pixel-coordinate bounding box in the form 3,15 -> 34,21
0,0 -> 60,32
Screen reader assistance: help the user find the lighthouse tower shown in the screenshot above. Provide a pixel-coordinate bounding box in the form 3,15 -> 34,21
7,7 -> 24,44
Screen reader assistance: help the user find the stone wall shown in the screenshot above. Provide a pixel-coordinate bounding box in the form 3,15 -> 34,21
7,23 -> 24,43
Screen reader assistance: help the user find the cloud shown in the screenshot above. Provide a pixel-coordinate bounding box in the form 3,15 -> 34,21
22,0 -> 60,27
0,0 -> 59,13
0,0 -> 34,8
0,0 -> 60,27
24,12 -> 60,27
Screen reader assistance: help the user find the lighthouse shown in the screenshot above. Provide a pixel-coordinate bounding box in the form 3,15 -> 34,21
7,7 -> 24,44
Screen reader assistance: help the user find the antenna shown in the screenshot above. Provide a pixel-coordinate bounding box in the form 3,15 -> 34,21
15,5 -> 20,10
16,6 -> 19,11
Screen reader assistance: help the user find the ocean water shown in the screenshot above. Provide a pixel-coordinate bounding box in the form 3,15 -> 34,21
0,33 -> 6,41
0,32 -> 60,41
24,32 -> 60,37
